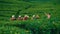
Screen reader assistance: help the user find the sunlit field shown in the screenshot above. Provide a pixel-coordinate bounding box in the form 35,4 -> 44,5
0,0 -> 60,34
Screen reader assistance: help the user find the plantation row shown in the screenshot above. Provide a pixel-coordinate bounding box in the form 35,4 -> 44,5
0,26 -> 32,34
0,20 -> 60,34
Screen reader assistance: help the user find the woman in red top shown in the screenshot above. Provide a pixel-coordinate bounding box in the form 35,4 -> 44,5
23,15 -> 29,20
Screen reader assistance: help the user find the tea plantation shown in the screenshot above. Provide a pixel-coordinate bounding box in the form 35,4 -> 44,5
0,0 -> 60,34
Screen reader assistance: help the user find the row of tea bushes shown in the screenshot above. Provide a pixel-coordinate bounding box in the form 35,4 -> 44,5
0,25 -> 32,34
0,20 -> 60,34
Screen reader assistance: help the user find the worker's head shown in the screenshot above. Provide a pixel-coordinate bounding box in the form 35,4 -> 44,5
33,15 -> 35,17
36,14 -> 39,16
19,15 -> 21,17
12,15 -> 15,17
25,15 -> 29,18
25,15 -> 27,17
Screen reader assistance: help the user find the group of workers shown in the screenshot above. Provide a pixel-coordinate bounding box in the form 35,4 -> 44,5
10,13 -> 51,21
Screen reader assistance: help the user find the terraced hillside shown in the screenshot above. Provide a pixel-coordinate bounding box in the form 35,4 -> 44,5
0,0 -> 60,34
